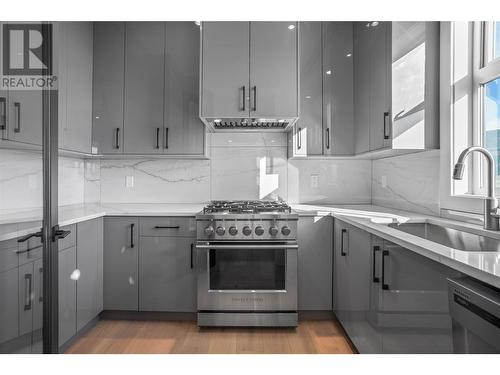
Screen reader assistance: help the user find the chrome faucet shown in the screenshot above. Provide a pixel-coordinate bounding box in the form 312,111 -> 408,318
453,146 -> 500,230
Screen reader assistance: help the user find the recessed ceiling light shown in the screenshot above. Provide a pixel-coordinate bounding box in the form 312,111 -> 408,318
326,70 -> 332,75
288,24 -> 295,30
305,95 -> 311,99
194,21 -> 201,26
371,21 -> 379,27
346,53 -> 352,57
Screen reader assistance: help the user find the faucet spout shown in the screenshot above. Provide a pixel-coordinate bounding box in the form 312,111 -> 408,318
453,146 -> 499,230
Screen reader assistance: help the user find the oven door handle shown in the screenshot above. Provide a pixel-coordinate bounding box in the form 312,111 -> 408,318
195,244 -> 298,250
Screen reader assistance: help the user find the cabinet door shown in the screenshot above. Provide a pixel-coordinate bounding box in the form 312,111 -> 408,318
139,236 -> 196,312
322,22 -> 354,155
18,262 -> 33,336
164,22 -> 204,155
76,218 -> 103,330
201,22 -> 250,118
92,22 -> 125,154
0,268 -> 19,346
62,22 -> 93,153
353,22 -> 371,154
294,22 -> 323,156
0,22 -> 7,140
123,22 -> 165,154
103,217 -> 139,311
297,216 -> 333,310
58,246 -> 77,346
31,258 -> 43,353
7,90 -> 42,145
369,22 -> 391,151
250,22 -> 298,118
333,220 -> 350,316
378,242 -> 459,353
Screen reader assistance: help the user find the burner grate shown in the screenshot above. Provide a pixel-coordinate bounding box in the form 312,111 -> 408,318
203,200 -> 292,214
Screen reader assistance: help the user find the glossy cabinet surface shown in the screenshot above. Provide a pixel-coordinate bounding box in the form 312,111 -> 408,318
249,22 -> 298,118
297,216 -> 333,310
0,267 -> 19,347
123,22 -> 165,154
200,22 -> 250,118
58,246 -> 77,346
76,218 -> 104,330
92,22 -> 125,154
103,217 -> 139,311
164,22 -> 205,155
7,90 -> 43,146
139,236 -> 196,312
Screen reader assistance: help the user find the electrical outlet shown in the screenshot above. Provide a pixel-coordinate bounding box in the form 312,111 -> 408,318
126,175 -> 134,188
310,174 -> 319,188
381,175 -> 387,188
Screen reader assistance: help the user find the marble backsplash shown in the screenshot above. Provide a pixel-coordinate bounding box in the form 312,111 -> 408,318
371,150 -> 440,215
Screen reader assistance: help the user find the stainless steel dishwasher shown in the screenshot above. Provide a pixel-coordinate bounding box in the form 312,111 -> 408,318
447,277 -> 500,353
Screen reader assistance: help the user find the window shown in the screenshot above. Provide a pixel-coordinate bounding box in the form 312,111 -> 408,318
483,78 -> 500,189
484,21 -> 500,64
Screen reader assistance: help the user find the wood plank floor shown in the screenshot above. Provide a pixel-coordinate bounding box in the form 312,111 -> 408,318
65,319 -> 355,354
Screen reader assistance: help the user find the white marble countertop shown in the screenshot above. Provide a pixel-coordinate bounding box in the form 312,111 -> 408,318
291,204 -> 500,289
2,202 -> 500,288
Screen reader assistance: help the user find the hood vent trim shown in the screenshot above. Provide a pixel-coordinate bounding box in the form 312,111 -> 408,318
201,118 -> 297,132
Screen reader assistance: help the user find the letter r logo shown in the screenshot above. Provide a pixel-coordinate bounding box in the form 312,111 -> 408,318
3,23 -> 52,75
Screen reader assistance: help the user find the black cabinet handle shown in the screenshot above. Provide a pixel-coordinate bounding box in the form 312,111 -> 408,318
130,223 -> 135,248
190,243 -> 194,269
154,226 -> 180,229
241,86 -> 246,111
340,228 -> 347,256
383,112 -> 390,140
326,128 -> 330,149
252,86 -> 257,111
164,127 -> 169,149
52,225 -> 71,242
38,267 -> 43,302
24,273 -> 32,311
382,250 -> 389,290
14,102 -> 21,133
372,246 -> 380,283
0,97 -> 6,130
155,127 -> 160,149
18,230 -> 43,243
297,127 -> 302,150
115,128 -> 120,149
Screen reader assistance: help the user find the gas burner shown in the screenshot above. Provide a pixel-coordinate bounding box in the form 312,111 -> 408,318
203,200 -> 292,214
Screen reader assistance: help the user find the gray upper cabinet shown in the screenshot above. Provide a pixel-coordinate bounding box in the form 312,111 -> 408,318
200,22 -> 250,118
353,22 -> 371,154
250,22 -> 298,118
164,22 -> 205,155
297,215 -> 333,310
61,22 -> 93,153
7,91 -> 42,146
323,22 -> 354,156
139,236 -> 196,312
92,22 -> 125,154
123,22 -> 165,154
76,218 -> 104,330
103,217 -> 139,311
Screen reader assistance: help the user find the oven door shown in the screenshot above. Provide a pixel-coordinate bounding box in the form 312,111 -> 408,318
196,241 -> 298,312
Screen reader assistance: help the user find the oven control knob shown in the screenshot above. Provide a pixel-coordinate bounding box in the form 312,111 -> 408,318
204,226 -> 214,236
269,226 -> 279,236
242,226 -> 252,236
229,226 -> 238,236
281,226 -> 291,236
255,226 -> 265,236
216,226 -> 225,236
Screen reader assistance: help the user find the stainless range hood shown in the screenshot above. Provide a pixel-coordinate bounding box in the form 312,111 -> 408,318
199,21 -> 299,133
201,117 -> 297,132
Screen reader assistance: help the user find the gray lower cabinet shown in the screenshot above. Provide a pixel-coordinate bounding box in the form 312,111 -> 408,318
59,246 -> 77,346
0,267 -> 19,348
76,218 -> 103,330
103,217 -> 139,311
139,236 -> 196,312
297,215 -> 333,310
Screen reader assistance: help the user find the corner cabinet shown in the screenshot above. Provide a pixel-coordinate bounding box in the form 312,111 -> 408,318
92,22 -> 205,156
353,21 -> 439,155
288,22 -> 354,157
200,21 -> 298,120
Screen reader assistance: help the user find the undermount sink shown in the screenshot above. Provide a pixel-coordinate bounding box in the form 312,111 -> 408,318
388,222 -> 500,252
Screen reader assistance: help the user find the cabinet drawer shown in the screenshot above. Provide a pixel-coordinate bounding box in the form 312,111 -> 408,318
139,217 -> 196,237
0,239 -> 19,273
58,224 -> 76,251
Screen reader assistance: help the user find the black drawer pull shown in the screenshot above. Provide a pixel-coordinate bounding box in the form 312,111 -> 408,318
383,112 -> 390,140
115,128 -> 120,149
190,243 -> 194,269
340,228 -> 347,256
130,223 -> 135,248
372,246 -> 380,283
382,250 -> 389,290
154,226 -> 180,229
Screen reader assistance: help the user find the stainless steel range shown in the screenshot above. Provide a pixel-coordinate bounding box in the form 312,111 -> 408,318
195,200 -> 298,327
